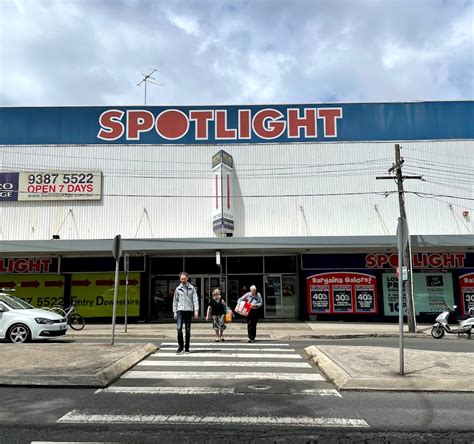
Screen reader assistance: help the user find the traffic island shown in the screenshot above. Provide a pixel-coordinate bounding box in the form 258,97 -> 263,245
0,342 -> 157,387
305,345 -> 474,392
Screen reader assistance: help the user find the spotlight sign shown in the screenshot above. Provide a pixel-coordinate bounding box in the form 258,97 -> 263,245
0,171 -> 102,201
2,102 -> 471,145
307,272 -> 378,315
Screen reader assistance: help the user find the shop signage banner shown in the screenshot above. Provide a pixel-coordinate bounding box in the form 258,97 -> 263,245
382,272 -> 454,316
212,150 -> 234,235
0,101 -> 472,145
0,171 -> 102,201
459,272 -> 474,316
1,274 -> 65,309
70,272 -> 140,318
307,272 -> 378,315
366,253 -> 466,269
20,171 -> 102,201
0,172 -> 19,201
0,258 -> 56,273
302,253 -> 473,270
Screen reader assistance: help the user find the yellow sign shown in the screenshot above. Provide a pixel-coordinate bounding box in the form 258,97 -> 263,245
71,272 -> 140,318
0,274 -> 64,308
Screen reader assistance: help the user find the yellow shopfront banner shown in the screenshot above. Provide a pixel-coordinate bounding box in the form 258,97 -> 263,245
0,274 -> 65,308
71,272 -> 141,318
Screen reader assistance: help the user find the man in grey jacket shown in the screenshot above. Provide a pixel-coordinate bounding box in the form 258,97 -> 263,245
173,272 -> 199,354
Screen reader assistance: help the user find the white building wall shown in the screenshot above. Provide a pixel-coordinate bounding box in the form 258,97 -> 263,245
0,140 -> 472,240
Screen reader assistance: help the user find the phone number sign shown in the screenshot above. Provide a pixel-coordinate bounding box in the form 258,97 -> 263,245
307,272 -> 378,315
0,171 -> 102,201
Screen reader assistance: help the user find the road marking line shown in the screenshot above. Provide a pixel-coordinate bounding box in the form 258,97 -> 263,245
152,352 -> 303,359
121,371 -> 324,381
94,386 -> 341,397
159,347 -> 295,352
137,360 -> 311,368
160,342 -> 291,347
58,411 -> 369,428
95,386 -> 238,395
289,388 -> 343,397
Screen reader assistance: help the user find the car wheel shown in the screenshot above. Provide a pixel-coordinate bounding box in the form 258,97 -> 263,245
7,324 -> 31,343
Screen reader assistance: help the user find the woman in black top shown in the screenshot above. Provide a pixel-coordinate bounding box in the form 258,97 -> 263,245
205,288 -> 227,342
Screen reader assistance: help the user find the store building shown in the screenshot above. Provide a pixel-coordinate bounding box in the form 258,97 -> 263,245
0,101 -> 472,322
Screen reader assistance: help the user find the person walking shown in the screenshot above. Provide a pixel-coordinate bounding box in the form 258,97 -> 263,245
172,272 -> 199,354
237,285 -> 262,343
205,288 -> 227,342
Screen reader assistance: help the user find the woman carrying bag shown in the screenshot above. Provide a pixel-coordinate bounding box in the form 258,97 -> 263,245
206,288 -> 229,342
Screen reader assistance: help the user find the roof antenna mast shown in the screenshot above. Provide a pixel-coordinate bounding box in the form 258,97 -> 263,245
137,68 -> 164,105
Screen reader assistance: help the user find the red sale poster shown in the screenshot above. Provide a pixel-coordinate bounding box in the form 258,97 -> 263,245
307,272 -> 378,315
459,272 -> 474,316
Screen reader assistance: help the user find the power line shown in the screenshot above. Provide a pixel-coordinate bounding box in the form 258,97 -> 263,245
404,146 -> 474,161
0,147 -> 392,170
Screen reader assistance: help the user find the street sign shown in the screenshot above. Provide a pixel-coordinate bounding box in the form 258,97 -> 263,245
396,217 -> 409,252
112,235 -> 122,261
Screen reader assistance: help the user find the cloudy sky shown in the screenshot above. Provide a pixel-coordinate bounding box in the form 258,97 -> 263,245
0,0 -> 472,106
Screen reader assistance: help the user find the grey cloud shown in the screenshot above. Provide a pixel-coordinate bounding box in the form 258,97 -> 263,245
0,0 -> 472,106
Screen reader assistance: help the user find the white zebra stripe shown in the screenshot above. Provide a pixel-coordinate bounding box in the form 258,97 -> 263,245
121,371 -> 324,381
137,360 -> 311,368
95,386 -> 341,397
58,411 -> 369,428
289,388 -> 343,397
160,342 -> 291,347
153,352 -> 302,359
95,386 -> 237,395
159,346 -> 295,352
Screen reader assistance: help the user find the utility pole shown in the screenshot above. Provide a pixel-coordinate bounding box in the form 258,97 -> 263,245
377,144 -> 422,332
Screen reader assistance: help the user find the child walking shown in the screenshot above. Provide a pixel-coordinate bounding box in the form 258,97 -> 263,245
205,288 -> 227,342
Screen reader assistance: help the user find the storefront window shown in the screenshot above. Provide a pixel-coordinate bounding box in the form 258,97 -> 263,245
227,256 -> 263,274
282,276 -> 298,318
226,275 -> 263,312
151,257 -> 184,275
265,256 -> 297,273
150,276 -> 177,320
185,257 -> 223,274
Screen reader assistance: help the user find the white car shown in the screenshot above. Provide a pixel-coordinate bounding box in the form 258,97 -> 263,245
0,293 -> 67,343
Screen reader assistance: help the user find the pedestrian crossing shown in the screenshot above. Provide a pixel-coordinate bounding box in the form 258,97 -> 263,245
57,341 -> 370,429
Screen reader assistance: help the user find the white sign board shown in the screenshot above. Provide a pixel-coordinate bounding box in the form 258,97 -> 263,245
18,171 -> 102,201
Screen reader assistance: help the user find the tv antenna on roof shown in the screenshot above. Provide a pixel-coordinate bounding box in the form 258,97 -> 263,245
137,68 -> 164,105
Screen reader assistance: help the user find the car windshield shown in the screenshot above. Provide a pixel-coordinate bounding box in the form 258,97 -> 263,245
0,294 -> 34,309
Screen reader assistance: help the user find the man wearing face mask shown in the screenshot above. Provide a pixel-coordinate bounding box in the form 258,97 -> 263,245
237,285 -> 262,343
173,272 -> 199,354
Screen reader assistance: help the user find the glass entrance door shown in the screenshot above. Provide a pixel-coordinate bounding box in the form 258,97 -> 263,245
264,275 -> 283,318
189,275 -> 226,318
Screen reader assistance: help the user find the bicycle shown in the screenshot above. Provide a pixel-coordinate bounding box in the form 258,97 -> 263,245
48,301 -> 85,331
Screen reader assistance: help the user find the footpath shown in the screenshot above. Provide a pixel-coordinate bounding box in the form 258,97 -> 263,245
0,321 -> 472,392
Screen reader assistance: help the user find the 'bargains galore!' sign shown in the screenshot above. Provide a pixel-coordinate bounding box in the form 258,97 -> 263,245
307,272 -> 378,315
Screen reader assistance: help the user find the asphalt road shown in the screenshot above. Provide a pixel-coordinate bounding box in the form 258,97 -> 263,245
0,337 -> 473,443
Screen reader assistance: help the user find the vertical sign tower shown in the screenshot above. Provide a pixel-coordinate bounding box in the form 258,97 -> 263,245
212,150 -> 234,237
